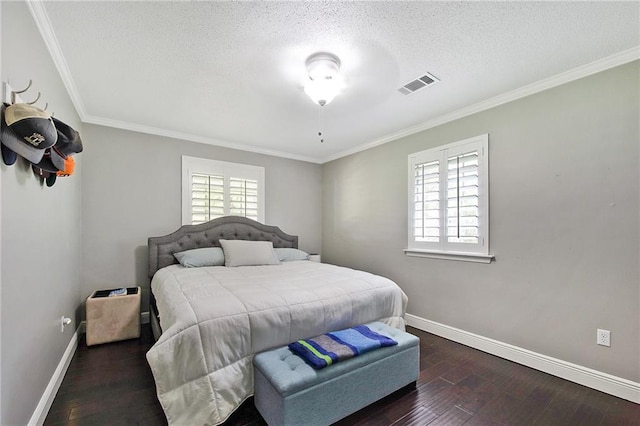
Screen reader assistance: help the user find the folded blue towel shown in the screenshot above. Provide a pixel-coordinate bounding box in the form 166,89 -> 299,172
288,324 -> 398,369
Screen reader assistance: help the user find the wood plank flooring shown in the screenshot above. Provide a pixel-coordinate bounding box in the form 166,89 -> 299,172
44,325 -> 639,425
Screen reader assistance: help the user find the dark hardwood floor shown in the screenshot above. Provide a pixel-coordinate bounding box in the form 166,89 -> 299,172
45,325 -> 639,426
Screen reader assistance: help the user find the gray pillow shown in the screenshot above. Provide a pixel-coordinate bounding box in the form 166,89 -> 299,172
219,239 -> 280,267
174,247 -> 225,267
274,248 -> 309,262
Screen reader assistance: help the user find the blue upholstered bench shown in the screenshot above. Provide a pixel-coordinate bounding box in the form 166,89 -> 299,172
253,322 -> 420,426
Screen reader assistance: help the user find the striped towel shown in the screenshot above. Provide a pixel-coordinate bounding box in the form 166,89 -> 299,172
288,325 -> 398,369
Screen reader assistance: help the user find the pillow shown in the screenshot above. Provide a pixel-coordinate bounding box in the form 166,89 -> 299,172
219,239 -> 280,267
274,248 -> 309,262
174,247 -> 225,268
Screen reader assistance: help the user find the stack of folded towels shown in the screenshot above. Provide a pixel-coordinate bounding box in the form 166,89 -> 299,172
288,324 -> 398,369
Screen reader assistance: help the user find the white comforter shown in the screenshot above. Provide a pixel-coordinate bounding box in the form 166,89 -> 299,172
146,261 -> 407,425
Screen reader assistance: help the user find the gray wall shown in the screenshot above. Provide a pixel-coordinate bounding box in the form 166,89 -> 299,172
322,61 -> 640,382
1,4 -> 636,424
81,125 -> 322,313
1,2 -> 83,424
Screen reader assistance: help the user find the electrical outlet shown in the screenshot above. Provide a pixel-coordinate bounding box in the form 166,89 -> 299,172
597,329 -> 611,347
60,316 -> 71,333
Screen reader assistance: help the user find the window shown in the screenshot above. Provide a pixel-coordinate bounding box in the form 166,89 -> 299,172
182,156 -> 265,225
405,134 -> 492,263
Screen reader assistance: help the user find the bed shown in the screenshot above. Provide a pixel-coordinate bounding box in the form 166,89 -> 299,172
146,216 -> 407,425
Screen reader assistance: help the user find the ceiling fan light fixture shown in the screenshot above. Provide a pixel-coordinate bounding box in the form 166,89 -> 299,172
304,52 -> 343,106
304,78 -> 341,106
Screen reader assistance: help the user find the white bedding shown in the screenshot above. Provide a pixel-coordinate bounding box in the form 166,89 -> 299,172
146,261 -> 408,425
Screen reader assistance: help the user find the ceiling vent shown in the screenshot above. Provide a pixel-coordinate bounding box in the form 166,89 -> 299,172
398,72 -> 440,95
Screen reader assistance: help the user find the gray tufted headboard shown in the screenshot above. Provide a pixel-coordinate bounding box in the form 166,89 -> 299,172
148,216 -> 299,278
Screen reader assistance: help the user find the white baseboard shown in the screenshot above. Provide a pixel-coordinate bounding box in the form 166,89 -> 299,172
34,311 -> 151,424
406,313 -> 640,404
28,326 -> 80,426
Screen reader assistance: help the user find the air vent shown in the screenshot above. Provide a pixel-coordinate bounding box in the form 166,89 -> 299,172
398,72 -> 440,95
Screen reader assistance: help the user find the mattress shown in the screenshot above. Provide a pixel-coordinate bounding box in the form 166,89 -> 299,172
146,260 -> 407,425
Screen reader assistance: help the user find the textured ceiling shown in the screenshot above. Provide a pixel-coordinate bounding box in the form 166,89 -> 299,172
35,1 -> 640,163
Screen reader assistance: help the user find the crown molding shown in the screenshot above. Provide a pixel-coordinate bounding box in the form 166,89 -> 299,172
321,46 -> 640,164
26,1 -> 87,121
27,2 -> 320,164
28,2 -> 638,165
82,115 -> 320,163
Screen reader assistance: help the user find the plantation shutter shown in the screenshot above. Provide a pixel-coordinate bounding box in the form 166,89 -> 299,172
413,159 -> 440,243
182,156 -> 265,225
229,177 -> 259,221
408,134 -> 488,255
191,174 -> 225,225
446,150 -> 479,244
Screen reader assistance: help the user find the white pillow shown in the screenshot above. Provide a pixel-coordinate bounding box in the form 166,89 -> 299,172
174,247 -> 225,267
274,248 -> 310,262
219,239 -> 280,267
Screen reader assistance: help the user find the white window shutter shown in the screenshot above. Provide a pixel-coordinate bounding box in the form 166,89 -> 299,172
182,156 -> 265,225
229,177 -> 259,221
408,134 -> 489,255
446,150 -> 479,244
191,174 -> 225,225
413,159 -> 440,243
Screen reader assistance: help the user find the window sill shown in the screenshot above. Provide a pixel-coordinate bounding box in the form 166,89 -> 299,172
403,249 -> 494,264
